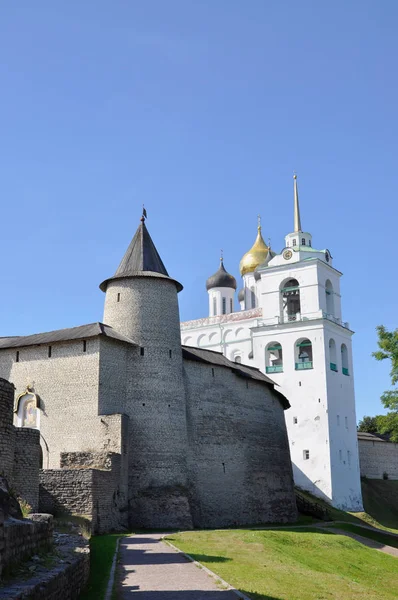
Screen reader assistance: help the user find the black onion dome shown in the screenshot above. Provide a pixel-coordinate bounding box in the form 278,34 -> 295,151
238,288 -> 245,302
206,260 -> 237,291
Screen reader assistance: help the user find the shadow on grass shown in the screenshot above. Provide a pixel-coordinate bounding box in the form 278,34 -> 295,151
116,588 -> 282,599
187,553 -> 232,563
240,592 -> 283,600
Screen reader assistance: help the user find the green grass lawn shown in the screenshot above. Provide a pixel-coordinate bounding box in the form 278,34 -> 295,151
295,484 -> 398,533
361,479 -> 398,531
79,533 -> 124,600
325,522 -> 398,549
166,528 -> 398,600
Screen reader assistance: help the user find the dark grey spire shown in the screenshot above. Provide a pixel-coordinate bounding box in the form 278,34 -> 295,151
100,216 -> 183,292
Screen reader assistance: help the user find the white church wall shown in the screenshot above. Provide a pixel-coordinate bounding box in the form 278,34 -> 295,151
208,287 -> 235,316
316,263 -> 342,321
252,321 -> 333,501
323,325 -> 363,510
256,262 -> 324,325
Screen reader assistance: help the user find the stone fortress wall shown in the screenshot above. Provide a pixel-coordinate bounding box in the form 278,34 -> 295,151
0,377 -> 89,598
13,429 -> 41,512
0,339 -> 102,470
0,280 -> 299,530
0,378 -> 52,580
358,434 -> 398,480
0,378 -> 40,511
40,445 -> 129,534
183,359 -> 297,527
103,277 -> 194,529
0,216 -> 299,531
0,378 -> 15,483
101,276 -> 297,528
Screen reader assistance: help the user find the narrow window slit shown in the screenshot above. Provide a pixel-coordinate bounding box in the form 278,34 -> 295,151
48,346 -> 52,358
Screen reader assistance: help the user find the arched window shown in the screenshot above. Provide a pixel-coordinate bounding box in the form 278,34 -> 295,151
15,388 -> 40,429
329,338 -> 337,371
302,238 -> 306,246
230,298 -> 233,313
213,297 -> 217,317
281,278 -> 301,323
295,338 -> 313,370
325,280 -> 334,316
250,287 -> 256,309
222,297 -> 226,315
265,342 -> 283,374
293,239 -> 297,246
341,344 -> 349,375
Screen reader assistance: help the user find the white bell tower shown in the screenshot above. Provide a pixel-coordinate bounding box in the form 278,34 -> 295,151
181,174 -> 363,511
251,175 -> 363,510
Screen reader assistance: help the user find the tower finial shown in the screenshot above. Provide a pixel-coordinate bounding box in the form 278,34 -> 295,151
141,205 -> 147,222
257,214 -> 261,231
293,173 -> 302,233
220,248 -> 223,262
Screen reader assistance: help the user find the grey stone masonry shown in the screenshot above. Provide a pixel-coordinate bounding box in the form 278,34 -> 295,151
39,452 -> 128,533
183,360 -> 297,527
0,219 -> 299,531
0,378 -> 15,483
13,429 -> 41,511
0,508 -> 4,580
39,470 -> 93,518
358,435 -> 398,479
0,530 -> 89,600
1,514 -> 53,577
0,378 -> 41,511
103,278 -> 193,529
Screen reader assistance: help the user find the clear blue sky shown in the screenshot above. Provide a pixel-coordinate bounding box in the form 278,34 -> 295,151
0,1 -> 396,421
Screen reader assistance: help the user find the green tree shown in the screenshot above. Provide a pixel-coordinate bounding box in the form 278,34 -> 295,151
357,415 -> 379,433
372,325 -> 398,442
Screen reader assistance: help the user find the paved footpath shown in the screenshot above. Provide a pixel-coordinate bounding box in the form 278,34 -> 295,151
117,533 -> 239,600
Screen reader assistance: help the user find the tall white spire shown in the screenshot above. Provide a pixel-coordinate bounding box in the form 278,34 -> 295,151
284,173 -> 312,250
293,173 -> 302,233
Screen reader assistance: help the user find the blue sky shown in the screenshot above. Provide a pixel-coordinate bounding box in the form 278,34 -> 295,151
0,1 -> 396,420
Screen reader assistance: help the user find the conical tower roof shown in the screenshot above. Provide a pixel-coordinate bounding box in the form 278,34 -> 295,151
100,216 -> 183,292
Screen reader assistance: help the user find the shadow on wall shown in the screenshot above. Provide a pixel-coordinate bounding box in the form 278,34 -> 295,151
292,463 -> 331,504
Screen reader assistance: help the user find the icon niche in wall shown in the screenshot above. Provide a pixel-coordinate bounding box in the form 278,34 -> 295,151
14,385 -> 41,429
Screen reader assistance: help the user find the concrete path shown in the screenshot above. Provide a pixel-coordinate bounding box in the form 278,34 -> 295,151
117,533 -> 240,600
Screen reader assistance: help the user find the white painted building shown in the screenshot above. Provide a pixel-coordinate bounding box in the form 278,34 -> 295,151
181,175 -> 363,510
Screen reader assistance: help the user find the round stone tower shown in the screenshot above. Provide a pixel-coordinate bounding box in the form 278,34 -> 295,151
100,215 -> 193,529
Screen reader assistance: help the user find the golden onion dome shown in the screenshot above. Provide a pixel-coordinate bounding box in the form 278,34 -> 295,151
239,225 -> 269,276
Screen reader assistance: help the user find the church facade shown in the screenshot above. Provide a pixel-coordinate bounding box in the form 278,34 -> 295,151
0,216 -> 297,530
181,176 -> 363,511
